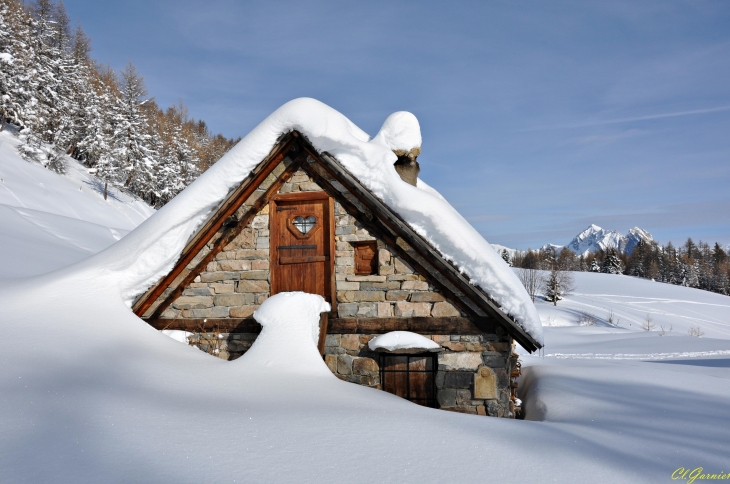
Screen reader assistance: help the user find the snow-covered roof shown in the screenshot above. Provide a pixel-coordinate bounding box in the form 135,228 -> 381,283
88,98 -> 542,345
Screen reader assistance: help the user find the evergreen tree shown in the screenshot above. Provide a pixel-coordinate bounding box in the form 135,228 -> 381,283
501,249 -> 511,266
601,248 -> 624,275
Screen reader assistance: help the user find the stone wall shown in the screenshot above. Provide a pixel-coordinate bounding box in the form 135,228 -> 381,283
163,167 -> 463,322
323,330 -> 517,417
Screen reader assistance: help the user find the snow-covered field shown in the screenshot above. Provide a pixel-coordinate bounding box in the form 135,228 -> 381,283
1,110 -> 730,482
0,130 -> 154,278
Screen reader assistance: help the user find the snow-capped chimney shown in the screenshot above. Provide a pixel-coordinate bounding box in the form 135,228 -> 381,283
373,112 -> 423,187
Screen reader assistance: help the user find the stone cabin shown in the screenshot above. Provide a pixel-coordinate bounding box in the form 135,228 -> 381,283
133,131 -> 542,418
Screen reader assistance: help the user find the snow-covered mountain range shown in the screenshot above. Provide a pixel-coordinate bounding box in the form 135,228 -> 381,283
565,224 -> 653,256
492,224 -> 655,257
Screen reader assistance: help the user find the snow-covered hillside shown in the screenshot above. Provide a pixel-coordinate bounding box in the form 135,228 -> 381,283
0,130 -> 155,278
532,271 -> 730,339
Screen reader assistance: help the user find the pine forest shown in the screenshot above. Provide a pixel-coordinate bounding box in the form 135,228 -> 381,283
0,0 -> 238,207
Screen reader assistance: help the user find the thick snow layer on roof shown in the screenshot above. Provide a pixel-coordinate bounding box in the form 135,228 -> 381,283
368,331 -> 441,353
78,98 -> 541,344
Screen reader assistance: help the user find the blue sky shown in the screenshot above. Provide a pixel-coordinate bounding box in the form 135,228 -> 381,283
63,0 -> 730,249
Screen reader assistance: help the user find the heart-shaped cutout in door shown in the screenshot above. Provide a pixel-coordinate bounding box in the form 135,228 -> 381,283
292,215 -> 316,234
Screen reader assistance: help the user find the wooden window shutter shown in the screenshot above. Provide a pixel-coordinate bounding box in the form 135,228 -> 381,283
354,241 -> 378,275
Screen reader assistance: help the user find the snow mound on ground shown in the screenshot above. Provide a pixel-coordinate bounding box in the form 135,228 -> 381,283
90,98 -> 540,344
369,331 -> 441,353
242,292 -> 332,375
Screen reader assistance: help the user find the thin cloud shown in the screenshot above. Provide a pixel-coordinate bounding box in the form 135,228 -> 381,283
523,105 -> 730,132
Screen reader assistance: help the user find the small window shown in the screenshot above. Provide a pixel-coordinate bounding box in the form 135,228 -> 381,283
379,353 -> 437,408
292,215 -> 316,234
354,241 -> 378,275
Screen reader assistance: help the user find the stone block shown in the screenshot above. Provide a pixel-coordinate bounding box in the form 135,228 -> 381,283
172,296 -> 214,310
360,282 -> 400,291
182,307 -> 230,318
482,355 -> 507,368
336,281 -> 360,291
356,303 -> 378,317
379,265 -> 395,275
465,342 -> 486,352
456,389 -> 473,404
217,260 -> 252,272
394,258 -> 413,274
441,341 -> 465,352
487,342 -> 511,352
353,291 -> 386,302
201,272 -> 240,283
213,293 -> 254,307
440,352 -> 483,371
325,355 -> 338,373
437,389 -> 457,407
210,283 -> 235,294
337,355 -> 353,375
229,305 -> 259,318
227,229 -> 255,249
299,181 -> 321,191
401,280 -> 428,291
234,250 -> 269,260
352,358 -> 380,376
345,275 -> 387,282
337,303 -> 359,317
251,215 -> 268,229
336,256 -> 354,267
476,405 -> 487,416
385,291 -> 410,301
432,302 -> 461,317
255,237 -> 269,250
387,274 -> 419,281
237,280 -> 270,293
474,367 -> 498,399
431,335 -> 451,344
182,287 -> 214,297
325,334 -> 341,347
393,302 -> 431,317
239,271 -> 269,280
377,302 -> 393,317
160,308 -> 181,319
336,241 -> 352,251
335,265 -> 355,275
335,225 -> 357,236
444,372 -> 473,389
378,249 -> 391,265
409,292 -> 444,302
340,335 -> 360,351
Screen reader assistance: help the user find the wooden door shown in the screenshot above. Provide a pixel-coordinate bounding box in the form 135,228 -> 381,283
270,192 -> 335,309
380,354 -> 437,408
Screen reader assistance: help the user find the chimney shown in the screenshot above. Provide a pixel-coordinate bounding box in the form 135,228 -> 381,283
393,147 -> 421,186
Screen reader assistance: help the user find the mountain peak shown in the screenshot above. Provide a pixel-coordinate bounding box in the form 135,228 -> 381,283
566,225 -> 651,256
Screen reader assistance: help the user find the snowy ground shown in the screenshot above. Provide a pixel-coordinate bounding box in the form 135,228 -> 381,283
1,113 -> 730,481
0,130 -> 154,278
517,273 -> 730,482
